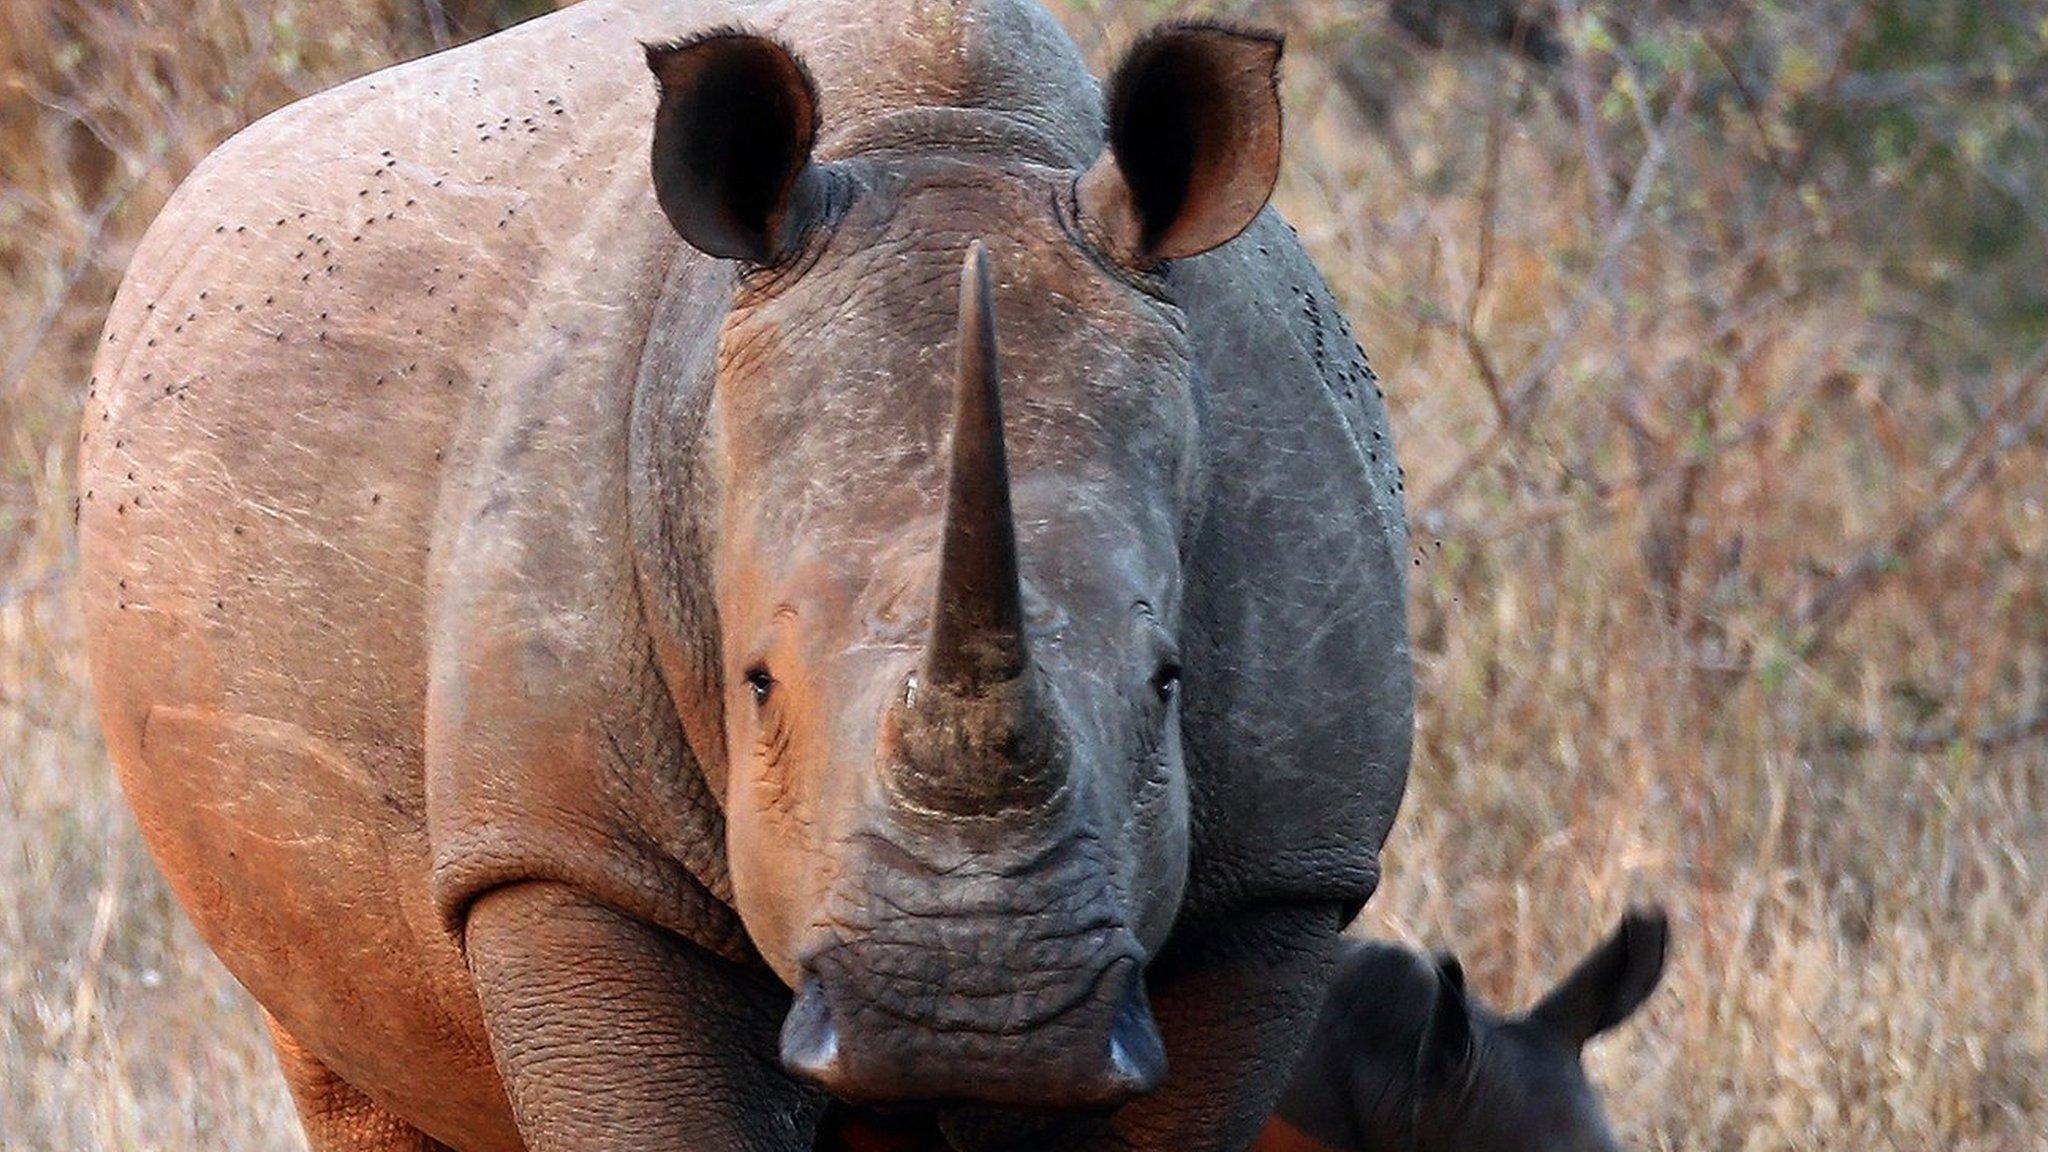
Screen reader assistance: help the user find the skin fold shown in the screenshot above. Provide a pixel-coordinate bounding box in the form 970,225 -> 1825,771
78,1 -> 1411,1149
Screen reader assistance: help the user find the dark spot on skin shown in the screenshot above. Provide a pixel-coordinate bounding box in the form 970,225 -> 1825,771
233,525 -> 245,536
371,492 -> 382,505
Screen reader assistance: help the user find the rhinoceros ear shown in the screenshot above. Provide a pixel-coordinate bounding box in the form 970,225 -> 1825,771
1526,905 -> 1669,1049
1415,954 -> 1475,1087
645,29 -> 827,264
1076,22 -> 1284,268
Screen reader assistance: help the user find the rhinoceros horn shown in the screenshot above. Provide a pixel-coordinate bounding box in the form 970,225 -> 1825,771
926,240 -> 1027,693
883,243 -> 1064,818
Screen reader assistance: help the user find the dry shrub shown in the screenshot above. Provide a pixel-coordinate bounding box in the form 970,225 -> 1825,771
4,2 -> 2044,1150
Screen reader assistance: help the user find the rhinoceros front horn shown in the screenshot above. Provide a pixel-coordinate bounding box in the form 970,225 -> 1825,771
881,243 -> 1063,818
926,240 -> 1027,692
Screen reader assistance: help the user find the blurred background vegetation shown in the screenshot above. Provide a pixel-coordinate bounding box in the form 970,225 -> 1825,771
3,0 -> 2044,1148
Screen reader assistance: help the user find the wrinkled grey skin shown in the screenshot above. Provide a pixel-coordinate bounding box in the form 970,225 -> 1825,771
78,2 -> 1411,1150
1265,909 -> 1669,1152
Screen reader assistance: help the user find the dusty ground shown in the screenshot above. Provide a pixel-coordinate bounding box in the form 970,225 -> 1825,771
3,1 -> 2043,1149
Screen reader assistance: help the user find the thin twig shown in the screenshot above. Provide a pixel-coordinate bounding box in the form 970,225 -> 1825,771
1418,66 -> 1698,516
1552,0 -> 1615,234
0,160 -> 151,405
1794,340 -> 2048,654
1463,58 -> 1514,429
423,0 -> 454,49
1800,706 -> 2048,756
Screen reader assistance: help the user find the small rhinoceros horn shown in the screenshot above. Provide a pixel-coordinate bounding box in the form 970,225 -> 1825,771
926,240 -> 1026,693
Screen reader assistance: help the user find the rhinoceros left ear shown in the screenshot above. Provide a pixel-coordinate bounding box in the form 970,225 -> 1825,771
1077,22 -> 1284,268
1526,905 -> 1669,1049
645,29 -> 829,264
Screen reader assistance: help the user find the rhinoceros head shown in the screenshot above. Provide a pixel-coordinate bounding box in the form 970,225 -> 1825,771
642,21 -> 1284,1109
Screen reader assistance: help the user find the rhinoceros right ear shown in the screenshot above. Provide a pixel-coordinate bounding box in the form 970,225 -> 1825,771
645,29 -> 827,264
1076,22 -> 1284,268
1415,954 -> 1475,1087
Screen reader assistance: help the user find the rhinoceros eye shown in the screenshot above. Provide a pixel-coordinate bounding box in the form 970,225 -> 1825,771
1151,662 -> 1182,704
744,665 -> 776,706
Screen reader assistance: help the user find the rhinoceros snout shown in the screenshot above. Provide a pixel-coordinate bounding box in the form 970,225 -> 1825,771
777,957 -> 1166,1109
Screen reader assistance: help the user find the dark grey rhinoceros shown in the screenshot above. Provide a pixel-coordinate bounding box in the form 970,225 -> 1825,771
77,1 -> 1412,1148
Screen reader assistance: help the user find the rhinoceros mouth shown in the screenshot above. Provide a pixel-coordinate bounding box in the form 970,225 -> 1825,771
777,828 -> 1166,1107
779,950 -> 1164,1108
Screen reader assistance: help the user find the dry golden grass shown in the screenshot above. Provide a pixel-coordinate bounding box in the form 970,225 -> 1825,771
3,2 -> 2043,1150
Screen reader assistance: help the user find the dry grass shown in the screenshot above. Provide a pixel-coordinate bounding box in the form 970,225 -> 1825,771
4,2 -> 2044,1150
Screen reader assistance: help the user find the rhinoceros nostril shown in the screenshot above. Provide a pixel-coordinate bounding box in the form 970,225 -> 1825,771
1104,964 -> 1167,1097
778,974 -> 841,1084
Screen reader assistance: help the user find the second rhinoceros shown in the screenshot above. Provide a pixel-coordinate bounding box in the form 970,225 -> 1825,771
78,1 -> 1412,1149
